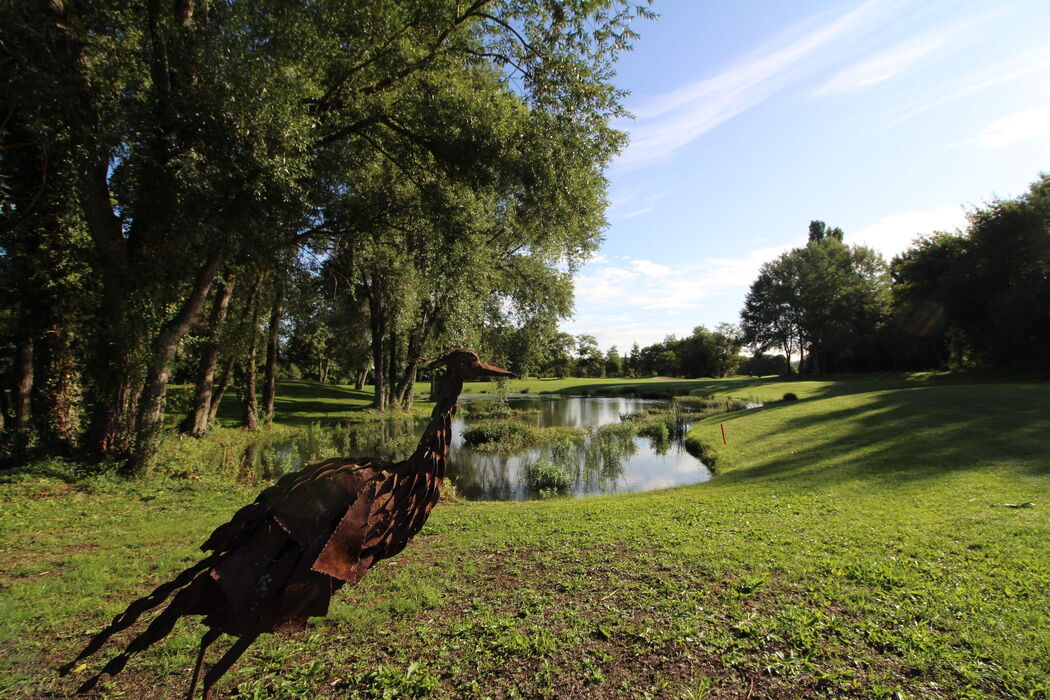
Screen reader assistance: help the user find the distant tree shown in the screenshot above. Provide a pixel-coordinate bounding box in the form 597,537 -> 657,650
738,353 -> 790,376
954,176 -> 1050,369
543,332 -> 578,378
654,349 -> 679,376
626,342 -> 641,377
742,223 -> 890,374
604,346 -> 623,377
575,334 -> 604,377
740,256 -> 804,373
890,175 -> 1050,370
808,220 -> 844,243
889,233 -> 968,369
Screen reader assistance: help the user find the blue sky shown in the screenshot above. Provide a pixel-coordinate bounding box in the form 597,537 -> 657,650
564,0 -> 1050,352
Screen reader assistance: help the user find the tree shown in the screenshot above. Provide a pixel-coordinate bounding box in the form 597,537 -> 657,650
1,0 -> 654,469
575,335 -> 604,377
889,175 -> 1050,371
889,233 -> 967,370
741,221 -> 890,374
604,346 -> 623,376
541,332 -> 577,378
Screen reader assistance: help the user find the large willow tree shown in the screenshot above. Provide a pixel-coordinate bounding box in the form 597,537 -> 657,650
1,0 -> 650,469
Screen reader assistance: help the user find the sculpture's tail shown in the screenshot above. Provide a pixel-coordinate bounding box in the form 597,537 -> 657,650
59,554 -> 216,691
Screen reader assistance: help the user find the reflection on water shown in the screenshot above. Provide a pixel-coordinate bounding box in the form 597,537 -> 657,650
238,396 -> 712,501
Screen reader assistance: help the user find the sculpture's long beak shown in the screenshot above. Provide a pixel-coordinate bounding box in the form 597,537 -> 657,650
476,361 -> 515,377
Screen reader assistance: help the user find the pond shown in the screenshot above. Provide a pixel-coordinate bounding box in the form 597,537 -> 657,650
237,395 -> 713,501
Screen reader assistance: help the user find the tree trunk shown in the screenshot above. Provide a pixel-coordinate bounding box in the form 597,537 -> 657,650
181,272 -> 236,436
0,379 -> 7,433
34,325 -> 82,453
354,368 -> 368,391
262,290 -> 283,424
241,276 -> 264,430
208,357 -> 235,425
385,331 -> 398,409
368,290 -> 387,411
127,251 -> 224,472
394,310 -> 435,410
13,338 -> 33,432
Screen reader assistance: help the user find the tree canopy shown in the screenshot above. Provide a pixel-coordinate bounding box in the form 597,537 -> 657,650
741,222 -> 890,374
0,0 -> 653,469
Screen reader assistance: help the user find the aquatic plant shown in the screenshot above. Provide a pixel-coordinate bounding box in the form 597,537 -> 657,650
524,460 -> 572,494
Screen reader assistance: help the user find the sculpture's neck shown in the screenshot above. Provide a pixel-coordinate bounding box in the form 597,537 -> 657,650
408,371 -> 463,479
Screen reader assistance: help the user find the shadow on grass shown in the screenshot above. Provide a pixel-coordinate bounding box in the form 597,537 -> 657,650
212,380 -> 384,427
715,383 -> 1050,488
0,459 -> 83,485
539,374 -> 915,400
541,377 -> 777,398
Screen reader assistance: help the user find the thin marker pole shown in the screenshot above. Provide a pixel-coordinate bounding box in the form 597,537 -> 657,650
720,423 -> 727,444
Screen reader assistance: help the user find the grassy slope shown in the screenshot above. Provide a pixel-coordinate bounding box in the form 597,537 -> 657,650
1,376 -> 1047,698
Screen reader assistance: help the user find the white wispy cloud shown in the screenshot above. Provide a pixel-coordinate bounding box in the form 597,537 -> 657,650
888,48 -> 1050,126
575,250 -> 784,314
617,0 -> 906,168
616,206 -> 653,221
810,18 -> 976,97
850,205 -> 969,258
959,105 -> 1050,148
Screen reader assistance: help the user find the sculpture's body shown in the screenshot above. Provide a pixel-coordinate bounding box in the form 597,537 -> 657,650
62,350 -> 511,698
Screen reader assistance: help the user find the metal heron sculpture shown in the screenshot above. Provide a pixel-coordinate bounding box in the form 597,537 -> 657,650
61,349 -> 512,698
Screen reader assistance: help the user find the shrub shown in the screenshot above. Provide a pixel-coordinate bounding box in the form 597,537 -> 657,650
524,460 -> 571,493
164,385 -> 195,416
439,477 -> 459,503
782,392 -> 798,402
464,400 -> 514,419
638,420 -> 670,443
462,420 -> 532,449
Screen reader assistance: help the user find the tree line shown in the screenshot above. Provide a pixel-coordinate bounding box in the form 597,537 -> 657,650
0,0 -> 654,471
740,175 -> 1050,375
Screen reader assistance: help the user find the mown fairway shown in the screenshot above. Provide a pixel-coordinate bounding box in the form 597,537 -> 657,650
1,376 -> 1047,698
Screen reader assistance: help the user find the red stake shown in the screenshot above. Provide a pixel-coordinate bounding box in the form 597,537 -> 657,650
720,423 -> 727,444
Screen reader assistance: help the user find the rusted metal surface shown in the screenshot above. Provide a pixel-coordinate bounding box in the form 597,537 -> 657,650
61,350 -> 512,698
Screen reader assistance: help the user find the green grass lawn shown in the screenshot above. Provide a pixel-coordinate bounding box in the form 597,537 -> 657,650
2,375 -> 1048,698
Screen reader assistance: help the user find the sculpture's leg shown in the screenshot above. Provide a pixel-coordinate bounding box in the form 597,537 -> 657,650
201,632 -> 258,700
186,627 -> 221,700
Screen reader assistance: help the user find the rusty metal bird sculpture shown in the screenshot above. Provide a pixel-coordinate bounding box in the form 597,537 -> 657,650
61,349 -> 512,698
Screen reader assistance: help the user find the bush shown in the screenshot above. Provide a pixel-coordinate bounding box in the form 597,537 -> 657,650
524,460 -> 571,493
164,385 -> 195,416
782,392 -> 798,402
464,400 -> 514,419
638,420 -> 670,443
439,477 -> 459,503
462,420 -> 532,449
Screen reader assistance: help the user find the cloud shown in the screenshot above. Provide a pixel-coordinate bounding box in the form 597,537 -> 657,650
810,20 -> 973,96
567,247 -> 791,349
616,206 -> 652,221
617,0 -> 905,168
963,105 -> 1050,148
888,48 -> 1050,126
850,205 -> 969,257
575,251 -> 783,313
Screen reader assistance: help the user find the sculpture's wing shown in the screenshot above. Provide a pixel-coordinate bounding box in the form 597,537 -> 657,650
311,462 -> 442,582
202,458 -> 380,552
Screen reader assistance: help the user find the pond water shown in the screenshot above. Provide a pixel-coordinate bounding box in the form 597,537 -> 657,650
238,395 -> 712,501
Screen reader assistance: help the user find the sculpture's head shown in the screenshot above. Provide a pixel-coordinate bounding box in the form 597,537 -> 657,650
424,349 -> 514,379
